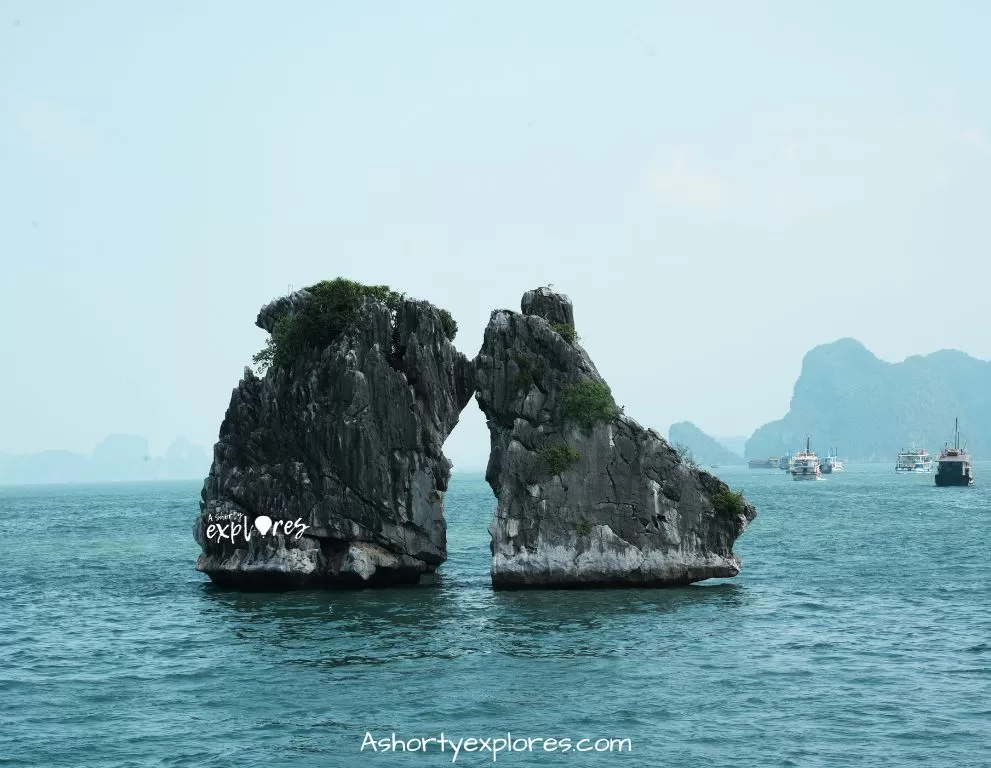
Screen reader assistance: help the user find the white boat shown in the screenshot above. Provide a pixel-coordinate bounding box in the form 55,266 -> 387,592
822,449 -> 843,474
895,446 -> 933,473
791,437 -> 821,480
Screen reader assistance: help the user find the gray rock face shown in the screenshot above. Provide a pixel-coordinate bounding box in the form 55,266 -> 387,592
194,291 -> 474,589
475,287 -> 756,589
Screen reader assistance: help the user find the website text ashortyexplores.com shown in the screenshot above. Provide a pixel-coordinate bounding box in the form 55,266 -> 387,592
361,732 -> 633,762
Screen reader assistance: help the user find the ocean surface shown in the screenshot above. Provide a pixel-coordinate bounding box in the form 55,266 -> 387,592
2,464 -> 990,768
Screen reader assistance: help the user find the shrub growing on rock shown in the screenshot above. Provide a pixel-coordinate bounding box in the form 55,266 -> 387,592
253,278 -> 456,371
512,353 -> 548,392
438,309 -> 458,341
712,488 -> 746,518
674,443 -> 698,469
559,379 -> 621,430
537,443 -> 581,475
551,322 -> 578,343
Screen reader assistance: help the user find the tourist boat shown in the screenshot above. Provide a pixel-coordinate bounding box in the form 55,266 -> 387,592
778,454 -> 791,471
895,446 -> 933,473
935,418 -> 973,487
747,457 -> 778,469
791,437 -> 821,480
821,449 -> 843,474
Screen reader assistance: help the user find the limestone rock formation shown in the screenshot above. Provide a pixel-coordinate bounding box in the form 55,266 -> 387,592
475,287 -> 756,589
668,421 -> 745,466
194,282 -> 474,588
746,337 -> 991,461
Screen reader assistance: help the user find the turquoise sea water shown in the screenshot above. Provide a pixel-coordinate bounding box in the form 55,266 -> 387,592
2,464 -> 990,768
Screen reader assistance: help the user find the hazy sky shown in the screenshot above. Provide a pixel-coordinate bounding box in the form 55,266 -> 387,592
3,1 -> 990,469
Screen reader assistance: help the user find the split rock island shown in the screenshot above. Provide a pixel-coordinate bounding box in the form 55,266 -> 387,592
194,280 -> 755,590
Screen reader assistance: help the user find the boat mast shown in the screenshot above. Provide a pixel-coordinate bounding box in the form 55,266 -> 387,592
955,417 -> 959,450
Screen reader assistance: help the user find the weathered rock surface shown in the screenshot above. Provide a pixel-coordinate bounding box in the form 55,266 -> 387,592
194,290 -> 474,589
475,287 -> 756,589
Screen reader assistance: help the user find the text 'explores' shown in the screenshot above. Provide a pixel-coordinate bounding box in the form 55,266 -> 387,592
205,514 -> 309,544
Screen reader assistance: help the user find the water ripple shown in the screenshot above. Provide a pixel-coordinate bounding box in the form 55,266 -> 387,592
2,468 -> 991,767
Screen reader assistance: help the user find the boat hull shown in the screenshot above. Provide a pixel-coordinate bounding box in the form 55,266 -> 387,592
935,471 -> 973,487
935,476 -> 973,487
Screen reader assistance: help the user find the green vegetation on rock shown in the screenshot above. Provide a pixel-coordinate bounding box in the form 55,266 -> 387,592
512,353 -> 548,392
712,488 -> 747,519
575,519 -> 593,536
253,278 -> 456,372
537,443 -> 581,475
551,322 -> 578,344
559,379 -> 621,430
438,309 -> 458,342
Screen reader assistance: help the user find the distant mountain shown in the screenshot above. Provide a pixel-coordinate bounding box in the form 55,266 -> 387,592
1,450 -> 89,485
163,436 -> 210,479
714,435 -> 747,457
0,435 -> 210,485
745,338 -> 991,461
88,433 -> 153,482
668,422 -> 745,465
